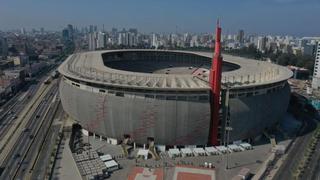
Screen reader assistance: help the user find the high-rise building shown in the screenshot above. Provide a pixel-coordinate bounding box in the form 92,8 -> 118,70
40,27 -> 45,35
190,35 -> 199,47
302,44 -> 316,56
312,41 -> 320,89
152,33 -> 158,48
299,39 -> 308,48
88,32 -> 97,51
0,36 -> 8,57
257,36 -> 267,53
62,24 -> 74,42
237,30 -> 244,44
62,29 -> 70,42
127,32 -> 136,47
97,32 -> 106,49
67,24 -> 74,40
118,32 -> 127,46
21,28 -> 26,35
89,25 -> 94,33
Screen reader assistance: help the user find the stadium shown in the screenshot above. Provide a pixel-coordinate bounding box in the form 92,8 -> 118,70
58,49 -> 292,146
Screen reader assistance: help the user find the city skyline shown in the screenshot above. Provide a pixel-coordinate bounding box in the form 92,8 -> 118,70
0,0 -> 319,36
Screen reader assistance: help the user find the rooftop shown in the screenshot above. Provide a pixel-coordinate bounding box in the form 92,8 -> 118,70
58,49 -> 293,90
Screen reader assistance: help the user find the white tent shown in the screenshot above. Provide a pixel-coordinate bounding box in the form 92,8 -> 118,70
180,148 -> 193,157
193,148 -> 206,156
168,148 -> 181,158
137,149 -> 149,160
100,154 -> 112,162
239,143 -> 253,150
205,147 -> 220,155
215,146 -> 229,154
104,160 -> 119,172
228,144 -> 243,152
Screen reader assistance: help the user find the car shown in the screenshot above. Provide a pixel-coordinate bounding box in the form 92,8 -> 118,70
14,153 -> 21,158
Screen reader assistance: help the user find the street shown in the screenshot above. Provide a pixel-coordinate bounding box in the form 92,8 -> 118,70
0,79 -> 60,180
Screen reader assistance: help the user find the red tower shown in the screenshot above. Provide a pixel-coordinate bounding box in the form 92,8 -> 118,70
209,20 -> 222,145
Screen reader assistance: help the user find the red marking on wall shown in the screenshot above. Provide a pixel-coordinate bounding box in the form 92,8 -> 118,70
87,93 -> 108,131
171,111 -> 210,145
130,102 -> 158,142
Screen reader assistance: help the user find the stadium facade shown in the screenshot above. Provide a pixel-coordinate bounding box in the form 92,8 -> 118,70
58,49 -> 292,146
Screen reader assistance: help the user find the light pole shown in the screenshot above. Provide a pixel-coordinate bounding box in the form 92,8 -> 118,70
223,84 -> 233,170
225,126 -> 233,169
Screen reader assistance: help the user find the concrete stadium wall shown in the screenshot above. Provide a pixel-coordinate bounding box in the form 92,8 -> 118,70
228,83 -> 290,142
59,78 -> 211,145
59,77 -> 290,145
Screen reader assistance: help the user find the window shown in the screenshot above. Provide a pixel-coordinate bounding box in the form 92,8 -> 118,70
145,94 -> 154,99
177,96 -> 187,101
188,96 -> 198,101
166,96 -> 177,100
156,95 -> 165,100
199,96 -> 209,101
115,92 -> 124,97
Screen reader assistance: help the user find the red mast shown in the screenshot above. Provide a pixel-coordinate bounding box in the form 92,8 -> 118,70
209,20 -> 222,145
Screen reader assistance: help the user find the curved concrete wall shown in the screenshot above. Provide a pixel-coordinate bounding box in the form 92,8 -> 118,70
228,83 -> 290,142
59,79 -> 211,145
60,78 -> 290,145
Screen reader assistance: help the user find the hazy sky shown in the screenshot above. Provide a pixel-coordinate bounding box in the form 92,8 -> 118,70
0,0 -> 319,36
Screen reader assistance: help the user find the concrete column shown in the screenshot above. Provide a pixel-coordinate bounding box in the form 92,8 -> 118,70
100,136 -> 102,141
133,142 -> 136,150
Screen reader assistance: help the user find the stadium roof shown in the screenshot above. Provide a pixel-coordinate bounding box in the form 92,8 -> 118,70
59,49 -> 292,91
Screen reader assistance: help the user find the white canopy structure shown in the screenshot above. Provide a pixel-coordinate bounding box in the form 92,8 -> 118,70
239,143 -> 253,150
215,146 -> 229,154
168,148 -> 181,158
104,160 -> 119,172
137,149 -> 149,160
100,154 -> 112,162
205,147 -> 220,155
193,148 -> 206,156
228,144 -> 243,152
180,148 -> 193,157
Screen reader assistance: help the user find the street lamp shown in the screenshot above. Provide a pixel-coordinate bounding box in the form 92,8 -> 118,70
222,83 -> 233,170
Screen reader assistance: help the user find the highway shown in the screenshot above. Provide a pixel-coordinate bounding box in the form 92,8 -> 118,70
273,114 -> 317,180
30,104 -> 64,180
0,80 -> 59,180
0,85 -> 38,140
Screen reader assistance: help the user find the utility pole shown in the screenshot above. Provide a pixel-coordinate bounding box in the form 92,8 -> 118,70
223,85 -> 232,169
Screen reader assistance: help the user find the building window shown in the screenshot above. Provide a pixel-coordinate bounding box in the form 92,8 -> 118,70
115,92 -> 124,97
166,96 -> 177,100
177,96 -> 187,101
145,94 -> 154,99
188,96 -> 198,101
156,95 -> 165,100
199,96 -> 209,101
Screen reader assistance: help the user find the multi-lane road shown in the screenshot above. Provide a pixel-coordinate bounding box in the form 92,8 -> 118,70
273,114 -> 319,180
0,85 -> 38,140
0,77 -> 61,180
